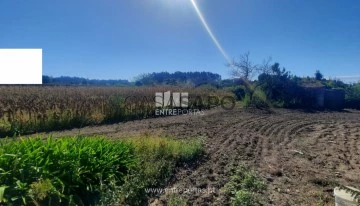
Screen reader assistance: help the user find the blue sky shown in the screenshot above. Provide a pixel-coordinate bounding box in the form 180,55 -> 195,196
1,0 -> 359,81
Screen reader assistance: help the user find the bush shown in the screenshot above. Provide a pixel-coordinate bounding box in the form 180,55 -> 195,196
232,86 -> 246,100
241,89 -> 269,109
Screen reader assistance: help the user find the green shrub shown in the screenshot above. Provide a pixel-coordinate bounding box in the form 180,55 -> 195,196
232,86 -> 246,100
241,89 -> 269,109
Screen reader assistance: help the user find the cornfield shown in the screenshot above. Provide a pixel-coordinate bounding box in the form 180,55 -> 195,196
0,85 -> 233,137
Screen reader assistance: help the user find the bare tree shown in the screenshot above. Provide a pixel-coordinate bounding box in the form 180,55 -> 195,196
228,52 -> 258,81
259,56 -> 272,75
227,52 -> 272,108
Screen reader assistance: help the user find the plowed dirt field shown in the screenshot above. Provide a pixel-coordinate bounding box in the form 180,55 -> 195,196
36,108 -> 360,205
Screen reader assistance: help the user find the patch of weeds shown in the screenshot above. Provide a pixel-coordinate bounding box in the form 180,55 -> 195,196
222,166 -> 267,206
314,192 -> 333,206
119,159 -> 175,205
167,193 -> 187,206
231,190 -> 254,206
97,176 -> 124,206
119,136 -> 205,205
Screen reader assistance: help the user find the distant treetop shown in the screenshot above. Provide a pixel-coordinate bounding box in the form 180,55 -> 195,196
134,71 -> 222,87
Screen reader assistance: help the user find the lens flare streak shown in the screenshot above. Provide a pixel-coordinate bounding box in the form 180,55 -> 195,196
191,0 -> 230,64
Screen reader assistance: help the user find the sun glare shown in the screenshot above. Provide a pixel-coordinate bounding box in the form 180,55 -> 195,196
190,0 -> 231,64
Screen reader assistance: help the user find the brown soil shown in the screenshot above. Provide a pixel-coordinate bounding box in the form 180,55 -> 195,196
32,107 -> 360,205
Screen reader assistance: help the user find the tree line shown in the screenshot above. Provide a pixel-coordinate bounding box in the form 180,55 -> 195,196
42,75 -> 130,86
228,52 -> 360,110
134,71 -> 221,86
42,71 -> 222,87
42,65 -> 359,110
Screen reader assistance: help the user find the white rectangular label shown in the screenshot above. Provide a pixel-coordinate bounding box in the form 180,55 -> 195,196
0,49 -> 42,84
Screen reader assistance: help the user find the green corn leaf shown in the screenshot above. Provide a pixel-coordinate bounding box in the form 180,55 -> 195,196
0,186 -> 7,203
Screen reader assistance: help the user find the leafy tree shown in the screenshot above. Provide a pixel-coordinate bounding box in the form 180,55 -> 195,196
315,70 -> 324,81
345,83 -> 360,109
42,75 -> 53,84
257,63 -> 306,108
258,63 -> 291,100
